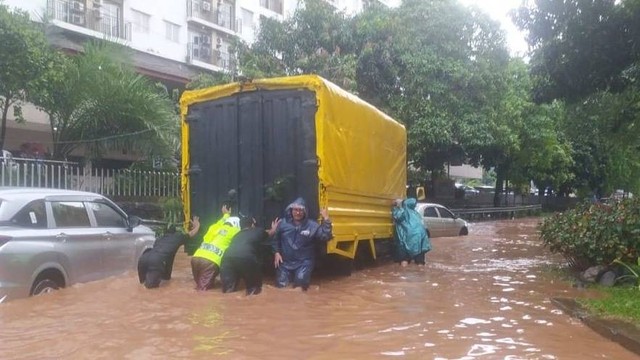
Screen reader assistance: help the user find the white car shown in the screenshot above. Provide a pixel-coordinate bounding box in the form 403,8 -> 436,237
415,203 -> 469,237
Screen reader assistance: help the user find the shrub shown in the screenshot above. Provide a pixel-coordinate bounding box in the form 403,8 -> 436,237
540,198 -> 640,271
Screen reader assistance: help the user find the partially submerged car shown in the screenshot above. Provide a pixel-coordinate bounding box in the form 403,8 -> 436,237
415,202 -> 469,237
0,188 -> 155,303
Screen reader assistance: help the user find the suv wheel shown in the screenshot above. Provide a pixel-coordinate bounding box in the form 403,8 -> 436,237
30,278 -> 61,296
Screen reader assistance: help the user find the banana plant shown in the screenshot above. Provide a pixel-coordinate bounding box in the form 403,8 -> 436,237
613,258 -> 640,290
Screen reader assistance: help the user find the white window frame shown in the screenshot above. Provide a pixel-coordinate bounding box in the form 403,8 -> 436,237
164,21 -> 180,42
132,10 -> 151,34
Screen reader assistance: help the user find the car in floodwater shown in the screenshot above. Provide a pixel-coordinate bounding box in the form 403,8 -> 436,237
415,202 -> 469,238
0,188 -> 155,303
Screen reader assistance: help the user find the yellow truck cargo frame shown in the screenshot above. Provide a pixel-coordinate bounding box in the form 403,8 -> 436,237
180,75 -> 406,260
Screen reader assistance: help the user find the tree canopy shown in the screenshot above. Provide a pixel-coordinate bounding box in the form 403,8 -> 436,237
515,0 -> 640,195
0,3 -> 51,151
31,42 -> 177,161
237,0 -> 557,202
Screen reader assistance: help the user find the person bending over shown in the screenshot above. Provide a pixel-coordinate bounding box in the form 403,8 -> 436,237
191,205 -> 240,290
138,217 -> 200,289
220,214 -> 280,295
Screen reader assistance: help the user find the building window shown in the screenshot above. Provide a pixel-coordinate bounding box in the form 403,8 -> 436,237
132,10 -> 150,33
101,1 -> 122,38
165,21 -> 180,42
240,8 -> 253,34
259,0 -> 283,15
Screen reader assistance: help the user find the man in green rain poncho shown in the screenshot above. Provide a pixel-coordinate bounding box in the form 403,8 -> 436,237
392,198 -> 432,266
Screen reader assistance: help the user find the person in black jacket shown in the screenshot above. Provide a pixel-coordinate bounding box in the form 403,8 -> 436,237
220,215 -> 279,295
138,217 -> 200,289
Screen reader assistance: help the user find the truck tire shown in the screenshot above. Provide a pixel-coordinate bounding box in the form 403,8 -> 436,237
318,254 -> 354,276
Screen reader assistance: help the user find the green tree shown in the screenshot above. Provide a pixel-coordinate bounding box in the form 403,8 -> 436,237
239,0 -> 546,204
0,4 -> 50,151
185,72 -> 233,90
354,0 -> 512,188
513,0 -> 639,103
32,41 -> 176,161
482,60 -> 573,201
515,0 -> 640,195
563,89 -> 640,196
236,0 -> 357,89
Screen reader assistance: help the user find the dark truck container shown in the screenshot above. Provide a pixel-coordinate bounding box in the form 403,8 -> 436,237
180,75 -> 406,262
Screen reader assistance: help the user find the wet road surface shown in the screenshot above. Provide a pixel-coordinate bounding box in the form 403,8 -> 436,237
1,218 -> 636,359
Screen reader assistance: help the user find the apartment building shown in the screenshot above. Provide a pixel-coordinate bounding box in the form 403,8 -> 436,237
2,0 -> 387,159
4,0 -> 388,82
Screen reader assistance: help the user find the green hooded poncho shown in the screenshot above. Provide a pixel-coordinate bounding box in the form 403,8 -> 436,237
392,198 -> 432,258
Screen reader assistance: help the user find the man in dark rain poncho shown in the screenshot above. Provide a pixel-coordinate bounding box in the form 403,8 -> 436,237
392,198 -> 432,266
138,217 -> 200,289
272,197 -> 333,291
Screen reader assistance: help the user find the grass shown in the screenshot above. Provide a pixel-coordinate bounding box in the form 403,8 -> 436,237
542,265 -> 640,327
578,286 -> 640,327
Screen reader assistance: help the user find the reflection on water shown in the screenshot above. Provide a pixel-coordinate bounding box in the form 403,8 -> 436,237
0,218 -> 637,359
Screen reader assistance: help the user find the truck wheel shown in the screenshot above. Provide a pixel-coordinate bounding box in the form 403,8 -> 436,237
31,277 -> 61,296
354,241 -> 375,270
459,227 -> 469,236
319,254 -> 354,276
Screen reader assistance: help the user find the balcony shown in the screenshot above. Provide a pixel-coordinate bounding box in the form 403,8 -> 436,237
47,0 -> 132,41
187,1 -> 236,34
187,43 -> 236,72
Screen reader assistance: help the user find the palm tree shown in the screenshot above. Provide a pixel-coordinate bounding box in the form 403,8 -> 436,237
32,41 -> 177,161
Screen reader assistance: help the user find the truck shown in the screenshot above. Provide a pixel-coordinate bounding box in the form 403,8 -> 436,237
180,75 -> 406,264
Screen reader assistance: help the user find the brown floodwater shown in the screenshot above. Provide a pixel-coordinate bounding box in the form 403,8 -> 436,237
1,218 -> 637,359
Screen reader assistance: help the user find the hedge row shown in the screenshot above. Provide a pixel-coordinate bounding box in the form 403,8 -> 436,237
540,198 -> 640,271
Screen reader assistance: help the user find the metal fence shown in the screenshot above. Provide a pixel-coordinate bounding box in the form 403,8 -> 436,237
0,160 -> 180,198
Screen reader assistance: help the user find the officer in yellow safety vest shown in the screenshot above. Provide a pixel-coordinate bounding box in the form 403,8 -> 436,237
191,204 -> 241,291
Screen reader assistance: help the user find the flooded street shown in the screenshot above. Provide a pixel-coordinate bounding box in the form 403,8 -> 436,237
1,218 -> 636,359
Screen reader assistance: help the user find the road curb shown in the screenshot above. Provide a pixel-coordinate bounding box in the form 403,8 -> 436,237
551,297 -> 640,356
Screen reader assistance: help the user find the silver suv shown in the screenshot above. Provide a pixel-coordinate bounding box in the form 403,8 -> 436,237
0,188 -> 156,303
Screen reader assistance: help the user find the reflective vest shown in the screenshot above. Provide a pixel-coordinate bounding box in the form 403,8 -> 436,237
193,221 -> 239,266
201,213 -> 230,242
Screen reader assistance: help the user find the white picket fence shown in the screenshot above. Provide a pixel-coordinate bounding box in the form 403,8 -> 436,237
0,159 -> 180,197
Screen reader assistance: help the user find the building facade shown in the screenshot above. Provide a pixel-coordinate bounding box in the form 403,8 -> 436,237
4,0 -> 377,80
2,0 -> 387,160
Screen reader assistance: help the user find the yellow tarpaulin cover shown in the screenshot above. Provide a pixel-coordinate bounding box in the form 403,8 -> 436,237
180,75 -> 407,259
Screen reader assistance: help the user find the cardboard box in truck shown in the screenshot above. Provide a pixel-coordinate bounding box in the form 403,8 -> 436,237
180,75 -> 406,260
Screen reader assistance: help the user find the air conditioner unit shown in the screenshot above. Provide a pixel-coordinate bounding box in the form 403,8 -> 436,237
72,1 -> 85,12
70,14 -> 85,25
202,2 -> 211,11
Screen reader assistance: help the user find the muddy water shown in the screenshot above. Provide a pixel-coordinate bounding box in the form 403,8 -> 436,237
0,218 -> 636,359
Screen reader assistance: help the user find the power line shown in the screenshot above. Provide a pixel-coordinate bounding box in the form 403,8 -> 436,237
53,128 -> 156,144
31,124 -> 178,146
